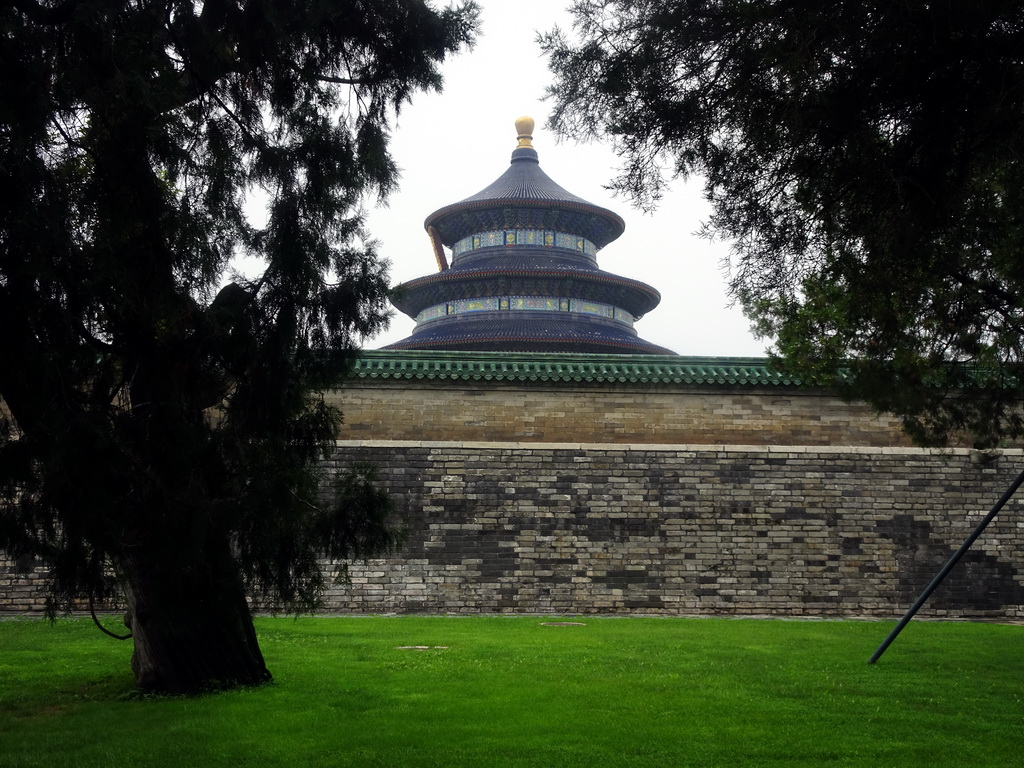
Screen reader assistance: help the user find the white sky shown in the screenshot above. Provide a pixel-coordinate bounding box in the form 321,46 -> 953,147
362,0 -> 770,358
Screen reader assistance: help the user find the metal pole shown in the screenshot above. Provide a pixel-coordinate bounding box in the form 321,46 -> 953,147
868,464 -> 1024,664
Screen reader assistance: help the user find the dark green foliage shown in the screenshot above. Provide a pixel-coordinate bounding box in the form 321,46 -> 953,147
543,1 -> 1024,446
0,0 -> 477,692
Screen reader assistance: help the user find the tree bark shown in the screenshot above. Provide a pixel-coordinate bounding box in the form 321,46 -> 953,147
119,534 -> 271,695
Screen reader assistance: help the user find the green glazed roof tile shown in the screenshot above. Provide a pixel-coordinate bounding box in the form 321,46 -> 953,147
352,350 -> 808,388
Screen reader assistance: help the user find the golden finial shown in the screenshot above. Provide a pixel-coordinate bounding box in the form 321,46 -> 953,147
515,116 -> 535,148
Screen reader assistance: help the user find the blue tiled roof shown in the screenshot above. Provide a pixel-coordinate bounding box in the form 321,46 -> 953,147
424,147 -> 625,248
382,314 -> 675,355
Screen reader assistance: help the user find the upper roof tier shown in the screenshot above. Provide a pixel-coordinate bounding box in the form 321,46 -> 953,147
423,117 -> 626,249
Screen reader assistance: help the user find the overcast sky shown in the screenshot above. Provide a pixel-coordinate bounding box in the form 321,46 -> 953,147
362,1 -> 770,357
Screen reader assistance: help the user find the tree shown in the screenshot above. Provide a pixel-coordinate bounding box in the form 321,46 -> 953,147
0,0 -> 478,694
542,0 -> 1024,446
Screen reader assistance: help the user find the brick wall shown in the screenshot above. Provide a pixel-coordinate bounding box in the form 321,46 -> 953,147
0,555 -> 52,613
6,442 -> 1022,619
0,555 -> 116,614
320,441 -> 1024,619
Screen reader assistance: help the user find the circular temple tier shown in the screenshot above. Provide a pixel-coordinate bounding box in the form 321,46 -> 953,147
384,119 -> 675,355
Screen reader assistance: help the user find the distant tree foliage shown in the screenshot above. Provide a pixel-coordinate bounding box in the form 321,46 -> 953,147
543,1 -> 1024,446
0,0 -> 477,693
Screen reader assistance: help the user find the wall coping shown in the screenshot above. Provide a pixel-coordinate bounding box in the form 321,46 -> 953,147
354,350 -> 802,387
334,439 -> 1023,458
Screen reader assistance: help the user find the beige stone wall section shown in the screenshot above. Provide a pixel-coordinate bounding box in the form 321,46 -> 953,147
328,381 -> 913,446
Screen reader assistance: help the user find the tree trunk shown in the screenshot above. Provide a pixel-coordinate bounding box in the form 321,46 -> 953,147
119,535 -> 271,695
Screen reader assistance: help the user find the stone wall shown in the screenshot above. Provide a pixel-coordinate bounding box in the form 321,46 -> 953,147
320,441 -> 1024,620
329,380 -> 916,447
5,442 -> 1023,619
6,352 -> 1020,618
0,554 -> 52,613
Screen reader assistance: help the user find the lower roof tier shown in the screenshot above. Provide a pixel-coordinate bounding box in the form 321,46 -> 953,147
382,312 -> 676,355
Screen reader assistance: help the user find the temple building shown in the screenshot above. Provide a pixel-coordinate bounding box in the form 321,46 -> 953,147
384,117 -> 674,354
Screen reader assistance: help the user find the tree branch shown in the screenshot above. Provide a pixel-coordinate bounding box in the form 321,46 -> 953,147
284,61 -> 372,87
314,73 -> 370,86
8,0 -> 77,25
90,590 -> 133,640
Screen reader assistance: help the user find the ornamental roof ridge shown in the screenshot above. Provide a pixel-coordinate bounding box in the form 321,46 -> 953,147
353,350 -> 804,387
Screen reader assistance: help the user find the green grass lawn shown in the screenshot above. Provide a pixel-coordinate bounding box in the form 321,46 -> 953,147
0,615 -> 1020,767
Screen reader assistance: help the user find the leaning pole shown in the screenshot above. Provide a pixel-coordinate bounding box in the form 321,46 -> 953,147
868,464 -> 1024,664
